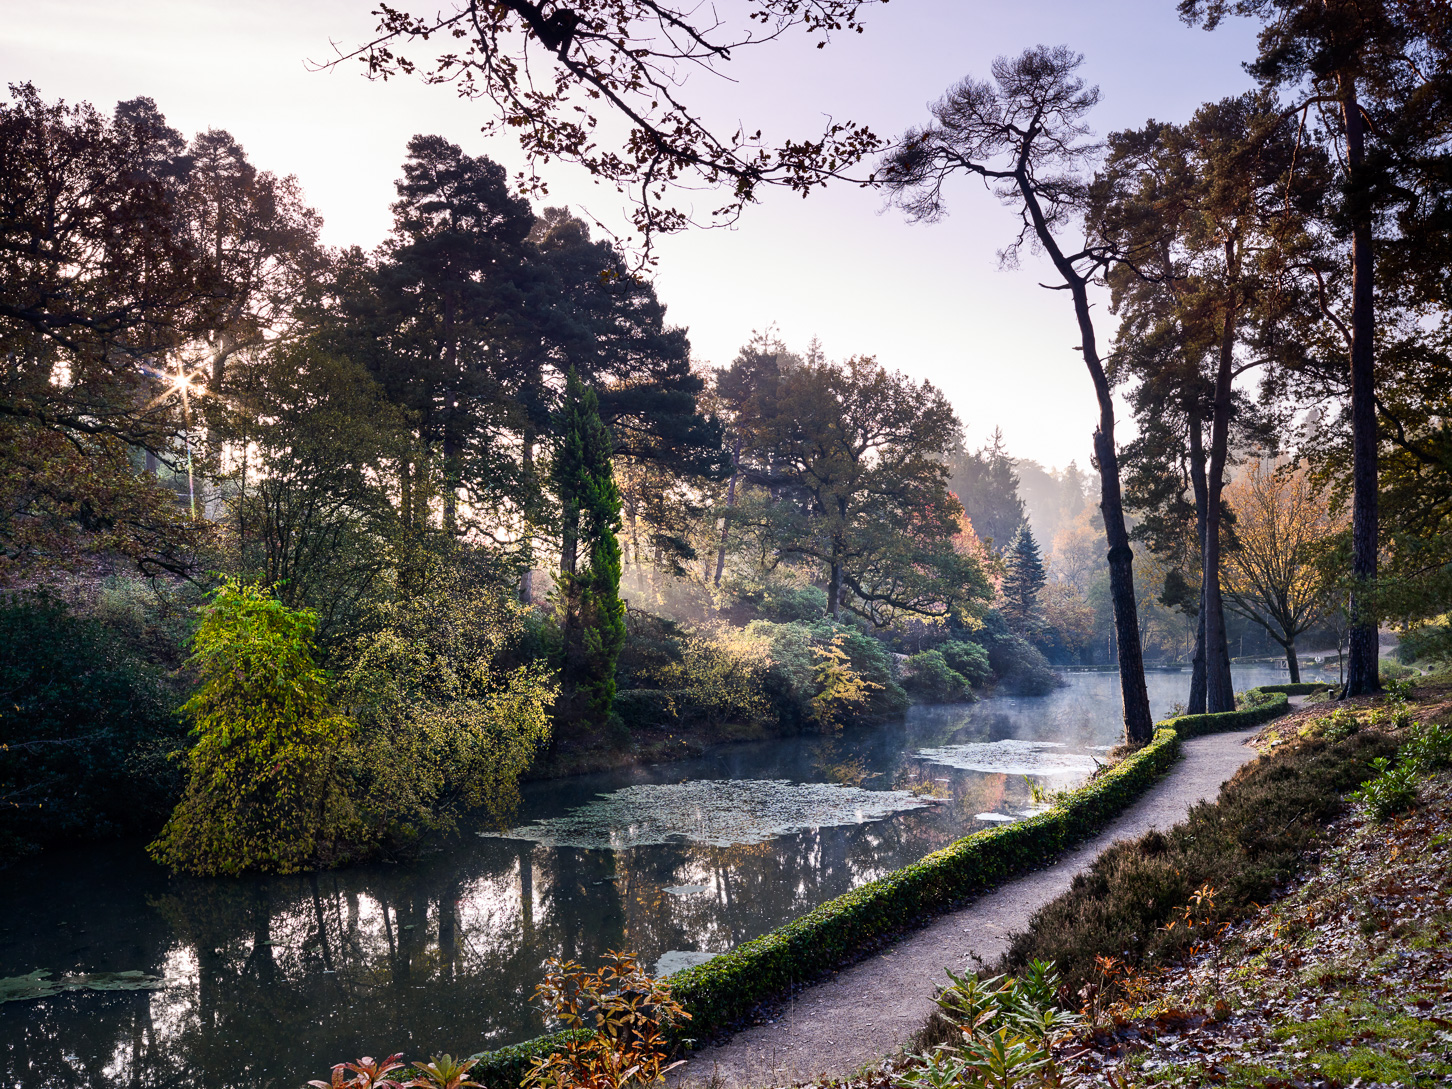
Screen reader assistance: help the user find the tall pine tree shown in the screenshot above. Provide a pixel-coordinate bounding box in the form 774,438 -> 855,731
1002,525 -> 1048,632
553,370 -> 626,733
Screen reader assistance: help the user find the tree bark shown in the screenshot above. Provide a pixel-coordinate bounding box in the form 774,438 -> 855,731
713,434 -> 743,587
1340,75 -> 1381,698
1015,170 -> 1153,744
1189,609 -> 1207,715
1202,238 -> 1239,713
1188,416 -> 1210,715
1283,640 -> 1301,683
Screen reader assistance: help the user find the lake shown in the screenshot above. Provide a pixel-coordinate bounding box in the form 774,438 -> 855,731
0,663 -> 1329,1088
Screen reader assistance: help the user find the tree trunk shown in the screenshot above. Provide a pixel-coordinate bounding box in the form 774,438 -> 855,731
520,428 -> 535,603
440,294 -> 460,535
1283,640 -> 1301,683
713,435 -> 743,587
1188,416 -> 1210,715
1340,75 -> 1381,698
1016,171 -> 1153,745
827,551 -> 842,621
1202,239 -> 1239,713
1189,608 -> 1207,715
1095,426 -> 1155,744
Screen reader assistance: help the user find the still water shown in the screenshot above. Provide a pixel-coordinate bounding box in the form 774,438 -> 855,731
0,664 -> 1328,1088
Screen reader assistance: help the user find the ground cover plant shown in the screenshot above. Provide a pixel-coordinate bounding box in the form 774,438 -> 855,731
997,705 -> 1399,997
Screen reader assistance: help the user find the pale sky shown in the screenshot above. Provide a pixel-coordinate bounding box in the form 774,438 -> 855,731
3,0 -> 1262,470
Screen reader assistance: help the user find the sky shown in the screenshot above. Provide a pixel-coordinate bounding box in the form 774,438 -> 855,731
2,0 -> 1265,471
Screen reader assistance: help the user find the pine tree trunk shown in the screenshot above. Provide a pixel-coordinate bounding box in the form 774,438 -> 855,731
713,435 -> 743,587
1189,609 -> 1207,715
1340,75 -> 1381,698
1016,171 -> 1152,745
1188,417 -> 1209,715
1203,241 -> 1239,713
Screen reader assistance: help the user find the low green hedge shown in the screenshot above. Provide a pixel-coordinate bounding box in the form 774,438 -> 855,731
468,1031 -> 593,1089
1159,691 -> 1290,738
466,690 -> 1289,1088
1257,682 -> 1336,697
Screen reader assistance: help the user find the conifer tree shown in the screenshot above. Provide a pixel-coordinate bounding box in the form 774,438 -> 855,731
552,370 -> 626,732
1002,525 -> 1048,631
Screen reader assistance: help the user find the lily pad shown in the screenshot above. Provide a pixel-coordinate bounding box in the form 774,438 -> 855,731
915,739 -> 1097,778
654,950 -> 718,977
480,779 -> 930,850
0,969 -> 165,1003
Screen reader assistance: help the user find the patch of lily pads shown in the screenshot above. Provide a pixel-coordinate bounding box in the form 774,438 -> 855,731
480,779 -> 930,850
914,739 -> 1098,778
0,969 -> 166,1003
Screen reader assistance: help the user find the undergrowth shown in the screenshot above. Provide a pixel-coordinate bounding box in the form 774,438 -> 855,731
997,728 -> 1397,996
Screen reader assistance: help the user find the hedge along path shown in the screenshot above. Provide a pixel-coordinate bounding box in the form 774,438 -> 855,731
468,695 -> 1295,1089
673,721 -> 1281,1086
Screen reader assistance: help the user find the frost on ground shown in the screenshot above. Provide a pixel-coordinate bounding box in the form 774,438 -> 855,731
914,739 -> 1098,778
479,779 -> 931,850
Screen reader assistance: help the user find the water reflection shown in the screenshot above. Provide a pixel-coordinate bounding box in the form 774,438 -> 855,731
0,665 -> 1326,1088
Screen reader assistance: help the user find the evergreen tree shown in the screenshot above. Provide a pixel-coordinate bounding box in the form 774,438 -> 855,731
553,370 -> 626,733
1002,525 -> 1048,631
948,429 -> 1026,553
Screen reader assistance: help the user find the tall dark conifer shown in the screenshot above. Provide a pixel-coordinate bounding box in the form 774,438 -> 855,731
1002,525 -> 1048,630
553,370 -> 625,733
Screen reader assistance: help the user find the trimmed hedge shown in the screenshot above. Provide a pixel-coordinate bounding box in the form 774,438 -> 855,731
468,1031 -> 593,1089
1158,691 -> 1290,738
1257,682 -> 1337,697
466,690 -> 1290,1088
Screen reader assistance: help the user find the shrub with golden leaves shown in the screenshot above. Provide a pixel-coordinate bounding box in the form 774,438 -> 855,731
524,952 -> 689,1089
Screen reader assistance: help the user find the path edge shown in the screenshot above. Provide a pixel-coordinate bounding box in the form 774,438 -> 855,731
469,691 -> 1292,1089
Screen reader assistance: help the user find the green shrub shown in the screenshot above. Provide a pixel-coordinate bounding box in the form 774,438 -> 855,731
338,579 -> 556,851
1001,726 -> 1397,993
758,582 -> 829,622
939,640 -> 992,688
0,592 -> 183,858
1352,756 -> 1421,822
903,650 -> 969,703
1379,660 -> 1415,682
1403,719 -> 1452,772
1258,682 -> 1337,697
150,580 -> 355,876
988,636 -> 1059,696
612,688 -> 679,731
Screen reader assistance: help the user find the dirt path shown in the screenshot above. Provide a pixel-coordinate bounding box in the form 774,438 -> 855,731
676,724 -> 1272,1087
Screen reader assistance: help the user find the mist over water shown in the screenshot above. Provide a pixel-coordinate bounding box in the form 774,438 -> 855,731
0,664 -> 1326,1088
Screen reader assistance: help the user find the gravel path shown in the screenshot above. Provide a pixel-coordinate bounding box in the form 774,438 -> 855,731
675,724 -> 1270,1088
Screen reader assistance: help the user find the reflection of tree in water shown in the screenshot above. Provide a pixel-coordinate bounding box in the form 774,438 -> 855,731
4,673 -> 1191,1089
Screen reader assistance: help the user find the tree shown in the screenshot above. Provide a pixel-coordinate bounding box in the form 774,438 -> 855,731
743,354 -> 989,626
1002,524 -> 1048,631
230,342 -> 412,640
1098,94 -> 1314,712
948,429 -> 1026,552
371,135 -> 537,536
1222,460 -> 1340,680
333,1 -> 887,249
879,46 -> 1154,743
553,370 -> 626,733
1182,0 -> 1452,694
150,580 -> 353,876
